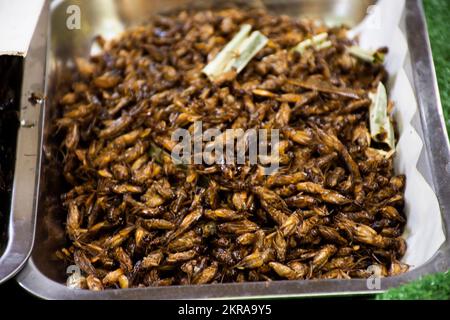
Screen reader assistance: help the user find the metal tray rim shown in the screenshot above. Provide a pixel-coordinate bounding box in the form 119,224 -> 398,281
0,6 -> 45,285
16,0 -> 450,299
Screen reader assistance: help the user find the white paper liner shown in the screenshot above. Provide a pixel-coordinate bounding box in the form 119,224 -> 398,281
349,0 -> 445,268
0,0 -> 45,56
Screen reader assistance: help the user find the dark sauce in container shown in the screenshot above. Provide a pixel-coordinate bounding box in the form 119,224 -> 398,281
0,56 -> 22,255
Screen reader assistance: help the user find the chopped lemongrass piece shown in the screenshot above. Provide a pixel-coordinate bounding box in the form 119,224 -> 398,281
293,32 -> 329,53
202,25 -> 268,81
293,38 -> 312,54
347,46 -> 375,62
369,82 -> 395,150
225,31 -> 269,74
373,51 -> 385,63
347,46 -> 385,64
314,40 -> 332,51
311,32 -> 329,43
202,24 -> 252,79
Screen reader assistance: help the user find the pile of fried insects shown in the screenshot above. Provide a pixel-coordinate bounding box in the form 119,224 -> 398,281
55,8 -> 409,290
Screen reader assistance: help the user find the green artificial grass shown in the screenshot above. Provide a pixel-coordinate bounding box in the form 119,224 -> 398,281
377,271 -> 450,300
375,0 -> 450,300
423,0 -> 450,136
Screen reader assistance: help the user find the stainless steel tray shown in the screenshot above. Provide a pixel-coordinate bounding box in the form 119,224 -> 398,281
17,0 -> 450,299
0,5 -> 46,284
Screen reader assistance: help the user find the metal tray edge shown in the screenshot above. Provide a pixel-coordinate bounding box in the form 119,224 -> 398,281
16,0 -> 450,299
0,2 -> 47,284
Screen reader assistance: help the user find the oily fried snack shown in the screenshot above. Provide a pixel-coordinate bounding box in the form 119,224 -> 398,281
56,8 -> 408,289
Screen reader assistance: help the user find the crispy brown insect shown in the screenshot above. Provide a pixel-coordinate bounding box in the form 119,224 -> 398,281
389,260 -> 409,276
311,245 -> 337,272
320,269 -> 351,279
168,230 -> 202,252
73,250 -> 97,277
296,182 -> 352,205
168,208 -> 203,240
192,263 -> 219,284
142,219 -> 175,230
272,230 -> 288,261
279,213 -> 301,237
266,172 -> 307,187
285,194 -> 318,208
236,233 -> 257,246
86,275 -> 104,291
142,251 -> 164,268
287,261 -> 309,279
205,208 -> 242,221
218,220 -> 259,235
167,250 -> 198,264
269,262 -> 300,280
236,249 -> 271,269
317,225 -> 348,246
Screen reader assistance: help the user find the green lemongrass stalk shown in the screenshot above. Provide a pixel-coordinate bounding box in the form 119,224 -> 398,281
202,24 -> 252,79
202,25 -> 268,80
292,32 -> 328,54
369,82 -> 395,150
226,31 -> 268,74
347,45 -> 385,64
314,40 -> 332,51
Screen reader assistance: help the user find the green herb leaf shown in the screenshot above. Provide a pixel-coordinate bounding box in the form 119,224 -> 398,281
369,82 -> 395,150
